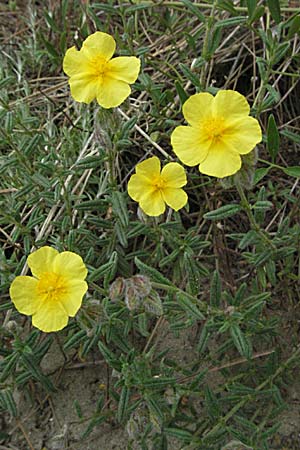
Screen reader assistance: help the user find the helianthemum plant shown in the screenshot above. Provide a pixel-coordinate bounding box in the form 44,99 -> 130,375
9,247 -> 88,332
127,156 -> 188,216
63,31 -> 141,108
171,90 -> 262,178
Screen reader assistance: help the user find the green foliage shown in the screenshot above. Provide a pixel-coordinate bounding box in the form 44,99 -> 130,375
0,1 -> 300,449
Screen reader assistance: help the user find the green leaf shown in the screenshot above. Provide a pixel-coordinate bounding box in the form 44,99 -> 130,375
0,352 -> 19,382
246,0 -> 257,17
135,257 -> 173,286
176,292 -> 205,320
282,166 -> 300,178
97,341 -> 122,371
142,377 -> 176,389
179,63 -> 201,87
215,16 -> 247,28
63,330 -> 87,351
217,0 -> 238,16
210,270 -> 222,307
197,324 -> 211,354
181,0 -> 205,22
164,427 -> 193,442
287,14 -> 300,40
266,0 -> 281,24
248,5 -> 265,25
280,129 -> 300,144
175,80 -> 188,105
230,324 -> 252,359
252,200 -> 273,211
117,385 -> 130,423
111,191 -> 129,228
267,115 -> 279,163
254,167 -> 270,184
205,385 -> 220,419
0,389 -> 17,417
204,204 -> 242,220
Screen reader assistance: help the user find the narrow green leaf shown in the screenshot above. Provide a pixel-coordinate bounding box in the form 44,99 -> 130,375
63,330 -> 86,351
287,14 -> 300,39
215,16 -> 247,28
117,385 -> 130,423
0,352 -> 19,382
267,114 -> 280,162
280,129 -> 300,144
204,204 -> 242,220
97,341 -> 122,371
164,427 -> 193,442
246,0 -> 257,17
175,80 -> 188,105
135,257 -> 172,286
179,63 -> 201,87
210,270 -> 222,307
252,200 -> 273,210
197,324 -> 211,354
142,377 -> 176,389
266,0 -> 281,24
176,292 -> 205,320
230,324 -> 252,359
248,5 -> 265,25
254,167 -> 270,184
0,389 -> 17,417
181,0 -> 205,22
282,166 -> 300,178
217,0 -> 238,16
111,191 -> 129,228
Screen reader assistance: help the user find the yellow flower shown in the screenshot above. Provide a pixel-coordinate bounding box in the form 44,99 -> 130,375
9,247 -> 88,333
171,90 -> 262,178
63,31 -> 141,108
128,156 -> 188,216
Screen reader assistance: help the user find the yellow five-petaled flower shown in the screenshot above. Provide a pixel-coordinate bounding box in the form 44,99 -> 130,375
127,156 -> 188,217
171,90 -> 262,178
10,247 -> 88,333
63,31 -> 141,108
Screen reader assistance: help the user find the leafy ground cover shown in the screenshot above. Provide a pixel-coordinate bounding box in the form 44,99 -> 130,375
0,1 -> 300,449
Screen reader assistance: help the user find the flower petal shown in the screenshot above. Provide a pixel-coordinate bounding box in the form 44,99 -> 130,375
171,126 -> 210,166
68,73 -> 100,103
128,174 -> 152,202
213,90 -> 250,118
96,77 -> 131,108
161,162 -> 187,188
81,32 -> 116,61
139,190 -> 165,216
182,93 -> 214,127
60,279 -> 88,317
135,156 -> 161,180
32,301 -> 69,332
53,251 -> 88,280
162,188 -> 188,211
106,56 -> 140,83
10,276 -> 40,315
199,142 -> 241,178
222,116 -> 262,155
27,247 -> 59,278
63,46 -> 90,77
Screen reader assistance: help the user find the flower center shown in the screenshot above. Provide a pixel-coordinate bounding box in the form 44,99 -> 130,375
202,117 -> 225,142
37,272 -> 68,302
152,176 -> 165,191
91,57 -> 108,80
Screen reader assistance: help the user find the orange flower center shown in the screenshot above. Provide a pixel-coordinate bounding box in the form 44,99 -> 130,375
202,117 -> 225,142
37,272 -> 68,301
